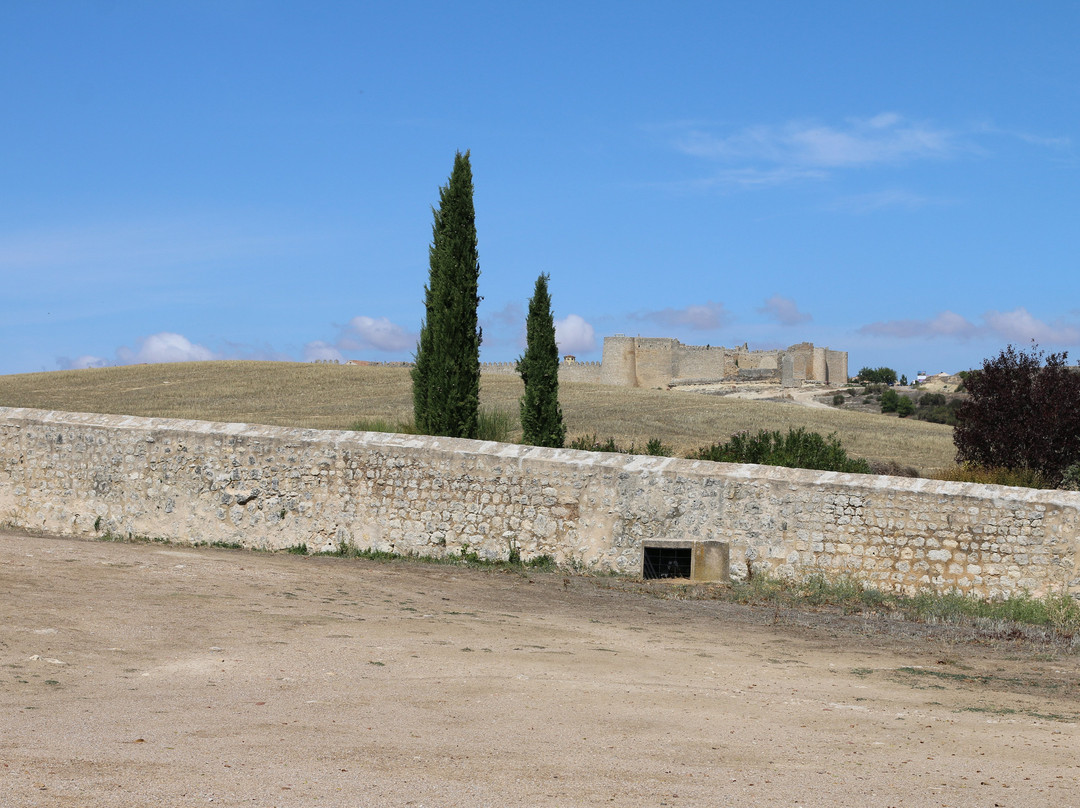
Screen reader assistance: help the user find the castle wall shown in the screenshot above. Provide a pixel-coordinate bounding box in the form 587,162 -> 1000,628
628,338 -> 678,388
2,407 -> 1077,599
671,344 -> 729,382
596,337 -> 845,388
826,350 -> 848,384
479,361 -> 602,383
811,347 -> 828,383
600,335 -> 639,387
557,361 -> 602,383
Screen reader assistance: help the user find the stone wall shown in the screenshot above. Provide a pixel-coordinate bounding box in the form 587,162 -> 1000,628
1,407 -> 1077,599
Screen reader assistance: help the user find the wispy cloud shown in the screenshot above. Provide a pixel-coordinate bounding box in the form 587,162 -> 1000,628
631,301 -> 731,331
57,354 -> 109,370
758,295 -> 811,326
305,314 -> 418,363
303,340 -> 344,363
555,314 -> 597,354
337,316 -> 416,353
983,308 -> 1080,345
827,188 -> 948,214
676,113 -> 957,170
0,217 -> 299,281
859,311 -> 981,340
859,308 -> 1080,346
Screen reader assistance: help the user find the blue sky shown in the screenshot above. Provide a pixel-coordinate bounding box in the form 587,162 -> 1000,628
3,1 -> 1077,378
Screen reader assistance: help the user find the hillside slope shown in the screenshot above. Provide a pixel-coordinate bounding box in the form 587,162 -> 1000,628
0,362 -> 955,472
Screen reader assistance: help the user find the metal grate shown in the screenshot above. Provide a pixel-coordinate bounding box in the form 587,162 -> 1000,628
642,545 -> 692,579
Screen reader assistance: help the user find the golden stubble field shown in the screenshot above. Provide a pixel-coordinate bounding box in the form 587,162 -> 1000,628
0,361 -> 956,473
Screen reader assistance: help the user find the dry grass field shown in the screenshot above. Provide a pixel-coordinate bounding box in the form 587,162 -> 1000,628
0,361 -> 957,473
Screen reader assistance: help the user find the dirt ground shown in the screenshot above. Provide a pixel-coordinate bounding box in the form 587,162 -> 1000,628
3,531 -> 1079,808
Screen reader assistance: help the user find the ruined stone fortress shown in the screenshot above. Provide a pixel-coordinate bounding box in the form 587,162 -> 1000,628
482,336 -> 848,388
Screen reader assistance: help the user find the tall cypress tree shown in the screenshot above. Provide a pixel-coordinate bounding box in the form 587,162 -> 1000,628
518,273 -> 565,448
412,151 -> 482,438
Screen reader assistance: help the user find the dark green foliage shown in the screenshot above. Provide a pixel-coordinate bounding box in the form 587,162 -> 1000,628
896,396 -> 915,417
1060,463 -> 1080,491
857,366 -> 898,385
880,388 -> 900,413
689,428 -> 871,473
832,393 -> 845,406
899,374 -> 908,386
518,273 -> 565,447
569,434 -> 622,453
568,435 -> 671,456
954,343 -> 1080,485
913,394 -> 963,425
644,438 -> 672,457
412,151 -> 482,438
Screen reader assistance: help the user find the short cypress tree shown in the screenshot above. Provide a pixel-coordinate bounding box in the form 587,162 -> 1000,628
412,151 -> 482,438
518,273 -> 565,448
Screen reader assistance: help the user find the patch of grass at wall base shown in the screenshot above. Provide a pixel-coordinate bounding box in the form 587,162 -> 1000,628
712,569 -> 1080,642
320,540 -> 561,574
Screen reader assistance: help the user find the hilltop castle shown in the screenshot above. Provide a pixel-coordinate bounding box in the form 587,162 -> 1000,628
481,335 -> 847,389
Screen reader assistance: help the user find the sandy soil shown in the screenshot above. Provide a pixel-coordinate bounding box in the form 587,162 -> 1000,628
2,531 -> 1078,808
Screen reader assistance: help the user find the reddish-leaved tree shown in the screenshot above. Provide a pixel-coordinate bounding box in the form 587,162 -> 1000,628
954,343 -> 1080,485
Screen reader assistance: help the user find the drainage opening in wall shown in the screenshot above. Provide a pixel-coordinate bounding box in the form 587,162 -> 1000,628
643,545 -> 692,579
641,539 -> 730,583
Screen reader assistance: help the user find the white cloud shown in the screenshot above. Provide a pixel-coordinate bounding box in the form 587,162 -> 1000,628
339,316 -> 416,353
116,332 -> 217,364
983,307 -> 1080,345
632,301 -> 731,331
555,314 -> 597,354
57,354 -> 108,370
758,295 -> 811,326
859,310 -> 979,339
303,340 -> 344,363
677,113 -> 957,169
858,308 -> 1080,346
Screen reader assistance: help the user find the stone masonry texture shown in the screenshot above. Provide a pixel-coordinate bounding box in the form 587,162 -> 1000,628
1,407 -> 1078,598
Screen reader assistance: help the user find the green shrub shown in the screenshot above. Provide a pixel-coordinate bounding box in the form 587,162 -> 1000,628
896,396 -> 915,417
689,428 -> 871,473
1058,462 -> 1080,491
919,392 -> 947,408
569,435 -> 671,456
644,438 -> 672,457
880,389 -> 900,413
351,418 -> 417,434
569,434 -> 624,453
857,366 -> 898,385
832,394 -> 845,406
475,406 -> 516,442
